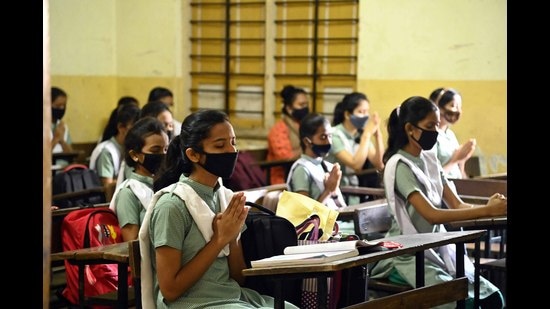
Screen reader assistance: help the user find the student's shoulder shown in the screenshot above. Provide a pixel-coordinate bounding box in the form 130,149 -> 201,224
268,123 -> 290,142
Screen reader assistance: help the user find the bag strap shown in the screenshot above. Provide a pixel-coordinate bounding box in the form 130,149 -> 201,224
63,163 -> 88,172
295,214 -> 320,240
245,201 -> 276,216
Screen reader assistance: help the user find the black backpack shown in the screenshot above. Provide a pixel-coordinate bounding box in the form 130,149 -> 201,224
241,201 -> 301,306
52,164 -> 106,208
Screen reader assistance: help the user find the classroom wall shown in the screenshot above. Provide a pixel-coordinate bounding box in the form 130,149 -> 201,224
357,0 -> 507,174
49,0 -> 506,174
50,0 -> 185,143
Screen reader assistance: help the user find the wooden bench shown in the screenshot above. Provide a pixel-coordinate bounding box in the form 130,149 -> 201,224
343,277 -> 468,309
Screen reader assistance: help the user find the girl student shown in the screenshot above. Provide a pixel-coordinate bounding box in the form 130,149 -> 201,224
139,109 -> 299,308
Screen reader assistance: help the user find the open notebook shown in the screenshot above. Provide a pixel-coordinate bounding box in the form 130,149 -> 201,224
250,239 -> 392,268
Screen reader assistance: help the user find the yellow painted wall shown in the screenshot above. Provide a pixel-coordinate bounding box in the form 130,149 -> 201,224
49,0 -> 506,174
358,0 -> 507,174
50,0 -> 185,143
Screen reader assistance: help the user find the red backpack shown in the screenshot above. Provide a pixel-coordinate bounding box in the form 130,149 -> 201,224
60,207 -> 125,306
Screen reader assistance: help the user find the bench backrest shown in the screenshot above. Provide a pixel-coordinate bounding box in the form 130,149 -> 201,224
353,202 -> 391,240
451,178 -> 507,197
128,240 -> 142,309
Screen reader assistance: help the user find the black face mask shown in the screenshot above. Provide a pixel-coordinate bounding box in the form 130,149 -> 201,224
166,130 -> 174,141
199,151 -> 239,178
310,142 -> 332,157
52,108 -> 65,121
411,124 -> 439,150
350,114 -> 369,130
140,153 -> 165,175
291,107 -> 309,122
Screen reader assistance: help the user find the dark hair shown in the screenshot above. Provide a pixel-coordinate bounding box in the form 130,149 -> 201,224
140,101 -> 172,119
299,113 -> 329,151
51,87 -> 67,102
154,109 -> 229,191
280,85 -> 307,116
124,117 -> 166,167
101,96 -> 140,142
147,87 -> 173,102
429,87 -> 460,108
116,104 -> 141,131
383,96 -> 438,163
118,96 -> 139,108
332,92 -> 368,126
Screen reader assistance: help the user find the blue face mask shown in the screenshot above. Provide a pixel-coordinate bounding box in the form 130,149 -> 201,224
350,114 -> 369,130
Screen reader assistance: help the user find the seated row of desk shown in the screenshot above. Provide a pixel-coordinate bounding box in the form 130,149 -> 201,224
51,229 -> 488,309
50,177 -> 507,308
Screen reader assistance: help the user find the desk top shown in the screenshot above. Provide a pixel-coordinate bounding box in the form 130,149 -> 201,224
52,151 -> 83,162
243,230 -> 485,277
51,241 -> 129,263
446,216 -> 507,230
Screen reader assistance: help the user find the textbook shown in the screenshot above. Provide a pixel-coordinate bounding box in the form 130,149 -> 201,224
250,240 -> 387,268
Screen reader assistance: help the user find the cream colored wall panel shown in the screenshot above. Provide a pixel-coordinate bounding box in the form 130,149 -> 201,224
50,0 -> 115,75
116,0 -> 182,77
359,0 -> 506,80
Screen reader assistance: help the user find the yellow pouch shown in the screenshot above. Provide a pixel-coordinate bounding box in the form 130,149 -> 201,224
275,190 -> 339,241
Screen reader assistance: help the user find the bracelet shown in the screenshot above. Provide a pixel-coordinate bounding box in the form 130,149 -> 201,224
331,194 -> 338,199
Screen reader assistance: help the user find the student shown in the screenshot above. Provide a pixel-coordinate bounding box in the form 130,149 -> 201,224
325,92 -> 384,205
370,96 -> 506,309
429,87 -> 476,179
89,104 -> 141,202
139,109 -> 298,308
266,85 -> 310,184
100,96 -> 139,143
110,117 -> 169,242
286,113 -> 346,210
140,100 -> 176,141
51,87 -> 73,157
147,86 -> 182,137
116,100 -> 175,188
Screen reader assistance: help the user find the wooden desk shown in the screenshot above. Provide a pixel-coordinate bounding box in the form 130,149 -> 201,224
243,230 -> 486,309
446,216 -> 507,231
53,151 -> 83,164
51,242 -> 131,309
337,198 -> 387,222
446,216 -> 507,259
474,172 -> 507,180
254,158 -> 296,185
450,178 -> 507,197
